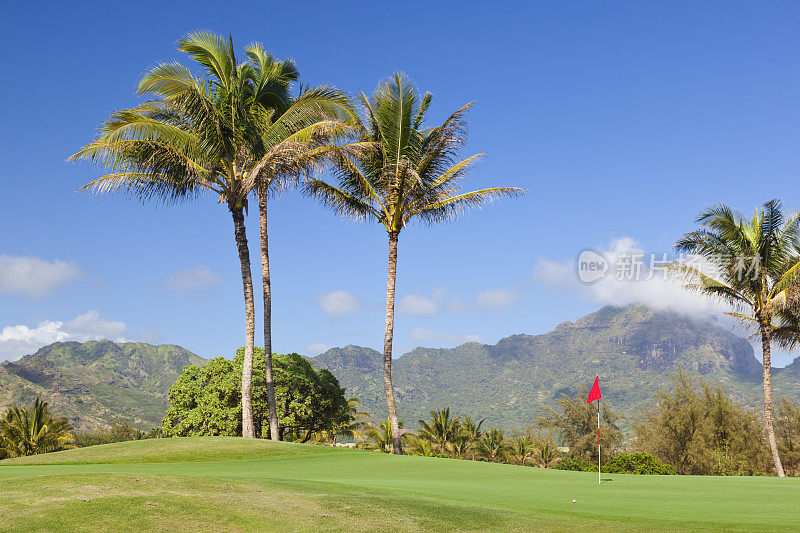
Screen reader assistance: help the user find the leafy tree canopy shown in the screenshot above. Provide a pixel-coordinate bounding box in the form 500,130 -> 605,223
162,348 -> 351,441
634,371 -> 770,475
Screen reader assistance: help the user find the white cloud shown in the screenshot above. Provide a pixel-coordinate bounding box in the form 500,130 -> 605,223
0,311 -> 128,362
532,237 -> 722,317
0,255 -> 82,297
137,330 -> 166,344
161,265 -> 221,292
306,342 -> 330,356
476,289 -> 522,310
408,327 -> 482,346
318,290 -> 360,319
398,289 -> 445,316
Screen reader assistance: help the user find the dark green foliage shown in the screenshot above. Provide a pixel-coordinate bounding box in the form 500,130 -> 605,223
162,348 -> 350,440
776,397 -> 800,476
553,457 -> 597,472
74,420 -> 151,447
603,453 -> 676,475
536,383 -> 623,464
635,372 -> 770,475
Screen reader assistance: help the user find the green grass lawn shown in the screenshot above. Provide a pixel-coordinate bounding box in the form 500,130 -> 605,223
1,438 -> 797,532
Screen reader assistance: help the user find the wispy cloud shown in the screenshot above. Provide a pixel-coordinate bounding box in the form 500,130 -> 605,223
306,342 -> 330,356
407,327 -> 482,346
0,255 -> 82,298
532,237 -> 722,317
318,290 -> 360,319
0,311 -> 127,361
160,265 -> 221,293
475,289 -> 522,310
398,288 -> 446,316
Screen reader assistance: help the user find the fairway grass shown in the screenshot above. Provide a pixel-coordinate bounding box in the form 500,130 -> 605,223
1,438 -> 797,532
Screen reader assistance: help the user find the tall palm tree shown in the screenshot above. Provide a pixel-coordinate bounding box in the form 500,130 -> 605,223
417,408 -> 461,455
244,46 -> 354,440
0,397 -> 75,457
672,199 -> 800,477
71,33 -> 351,438
305,73 -> 524,453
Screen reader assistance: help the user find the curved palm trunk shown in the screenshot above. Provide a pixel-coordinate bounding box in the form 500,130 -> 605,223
231,205 -> 256,439
383,232 -> 403,455
760,324 -> 785,477
258,188 -> 280,441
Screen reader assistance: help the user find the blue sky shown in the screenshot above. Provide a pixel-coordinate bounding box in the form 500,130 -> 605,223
2,1 -> 799,365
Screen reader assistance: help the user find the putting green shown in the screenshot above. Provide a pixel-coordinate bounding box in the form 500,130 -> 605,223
0,437 -> 797,531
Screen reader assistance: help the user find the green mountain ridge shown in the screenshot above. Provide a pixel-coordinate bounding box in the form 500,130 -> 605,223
312,305 -> 800,429
0,340 -> 205,430
2,305 -> 799,432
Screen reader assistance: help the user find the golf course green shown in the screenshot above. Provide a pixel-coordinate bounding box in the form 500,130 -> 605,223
0,437 -> 797,532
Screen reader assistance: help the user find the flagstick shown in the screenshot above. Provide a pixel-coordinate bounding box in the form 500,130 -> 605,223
597,398 -> 601,485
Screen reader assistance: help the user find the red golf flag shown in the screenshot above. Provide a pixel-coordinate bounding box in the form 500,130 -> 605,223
587,376 -> 602,403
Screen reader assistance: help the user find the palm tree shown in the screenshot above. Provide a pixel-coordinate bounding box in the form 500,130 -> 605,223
672,199 -> 800,476
71,33 -> 351,438
417,408 -> 461,455
244,47 -> 355,440
305,73 -> 524,453
478,427 -> 509,463
358,418 -> 409,453
0,397 -> 75,457
510,435 -> 534,466
461,416 -> 485,460
407,436 -> 438,457
532,434 -> 560,468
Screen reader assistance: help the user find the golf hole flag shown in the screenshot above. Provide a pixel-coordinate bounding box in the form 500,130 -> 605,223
587,376 -> 602,484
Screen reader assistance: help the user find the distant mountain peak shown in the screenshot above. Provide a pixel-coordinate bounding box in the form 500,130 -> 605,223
1,340 -> 206,430
312,304 -> 777,429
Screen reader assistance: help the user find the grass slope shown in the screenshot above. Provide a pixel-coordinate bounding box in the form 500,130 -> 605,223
1,438 -> 798,532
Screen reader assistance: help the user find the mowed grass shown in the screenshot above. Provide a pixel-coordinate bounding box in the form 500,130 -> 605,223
1,438 -> 798,532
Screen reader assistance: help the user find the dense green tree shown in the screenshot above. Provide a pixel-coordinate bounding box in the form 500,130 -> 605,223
72,33 -> 351,439
634,372 -> 769,475
162,348 -> 350,440
776,397 -> 800,476
0,397 -> 75,457
304,73 -> 523,453
536,384 -> 623,464
672,200 -> 800,475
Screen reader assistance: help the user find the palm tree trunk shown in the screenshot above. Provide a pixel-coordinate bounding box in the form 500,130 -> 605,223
258,187 -> 280,441
383,231 -> 403,455
759,323 -> 785,477
232,205 -> 256,439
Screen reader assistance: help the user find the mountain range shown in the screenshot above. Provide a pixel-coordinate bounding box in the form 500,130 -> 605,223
312,305 -> 800,428
0,340 -> 204,430
2,305 -> 799,431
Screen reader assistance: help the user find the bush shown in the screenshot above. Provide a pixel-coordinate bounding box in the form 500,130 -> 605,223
603,452 -> 676,475
554,457 -> 597,471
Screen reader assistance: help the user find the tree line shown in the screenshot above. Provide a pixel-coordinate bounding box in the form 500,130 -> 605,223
70,32 -> 522,455
2,369 -> 799,478
350,373 -> 800,476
